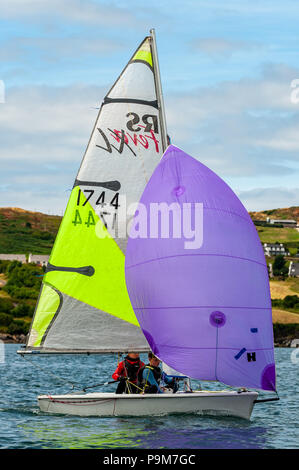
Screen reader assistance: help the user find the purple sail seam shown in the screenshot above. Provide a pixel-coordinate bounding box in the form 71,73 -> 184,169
126,252 -> 268,270
133,305 -> 271,310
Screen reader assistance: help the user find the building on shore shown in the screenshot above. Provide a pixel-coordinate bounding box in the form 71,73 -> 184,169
289,261 -> 299,278
263,243 -> 290,257
28,254 -> 49,267
266,217 -> 297,228
0,254 -> 26,263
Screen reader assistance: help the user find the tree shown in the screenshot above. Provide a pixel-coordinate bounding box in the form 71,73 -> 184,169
7,320 -> 29,335
0,298 -> 13,313
11,303 -> 34,318
0,312 -> 13,327
273,255 -> 288,278
283,295 -> 299,310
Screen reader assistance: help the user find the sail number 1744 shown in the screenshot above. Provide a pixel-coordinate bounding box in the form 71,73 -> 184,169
72,189 -> 119,229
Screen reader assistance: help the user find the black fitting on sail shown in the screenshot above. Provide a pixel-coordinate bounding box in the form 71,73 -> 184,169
46,263 -> 95,277
73,179 -> 121,192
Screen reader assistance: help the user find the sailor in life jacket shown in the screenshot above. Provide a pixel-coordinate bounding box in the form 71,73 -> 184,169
138,352 -> 177,394
112,352 -> 145,394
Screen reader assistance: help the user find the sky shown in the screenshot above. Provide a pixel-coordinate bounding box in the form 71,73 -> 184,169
0,0 -> 299,214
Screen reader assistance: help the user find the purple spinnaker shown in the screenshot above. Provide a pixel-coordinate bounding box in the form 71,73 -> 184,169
125,145 -> 276,391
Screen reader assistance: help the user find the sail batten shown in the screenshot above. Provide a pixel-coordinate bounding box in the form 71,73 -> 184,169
103,97 -> 159,108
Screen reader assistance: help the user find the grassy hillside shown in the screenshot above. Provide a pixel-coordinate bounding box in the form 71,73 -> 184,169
0,260 -> 43,338
250,205 -> 299,256
0,207 -> 61,254
249,206 -> 299,221
255,226 -> 299,256
0,206 -> 298,256
0,259 -> 298,342
256,226 -> 299,244
0,205 -> 298,341
0,206 -> 298,274
270,278 -> 299,298
272,309 -> 299,324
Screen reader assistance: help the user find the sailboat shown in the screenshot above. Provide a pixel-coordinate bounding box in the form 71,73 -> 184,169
18,30 -> 277,420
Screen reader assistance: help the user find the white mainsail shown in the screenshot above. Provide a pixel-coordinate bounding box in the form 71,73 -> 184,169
23,31 -> 168,353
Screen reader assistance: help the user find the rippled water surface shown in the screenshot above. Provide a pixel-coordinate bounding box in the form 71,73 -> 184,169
0,345 -> 298,448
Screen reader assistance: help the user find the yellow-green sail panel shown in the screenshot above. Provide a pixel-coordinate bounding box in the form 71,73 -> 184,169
45,188 -> 137,324
132,37 -> 153,67
27,187 -> 147,351
29,283 -> 61,347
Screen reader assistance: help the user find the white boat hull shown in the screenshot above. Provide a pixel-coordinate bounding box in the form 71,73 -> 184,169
38,390 -> 258,420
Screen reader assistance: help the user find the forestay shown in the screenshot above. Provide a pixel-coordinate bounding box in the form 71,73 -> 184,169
125,145 -> 276,391
24,34 -> 166,353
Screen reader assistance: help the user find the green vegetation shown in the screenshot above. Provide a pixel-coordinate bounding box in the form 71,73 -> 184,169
272,295 -> 299,313
3,260 -> 44,299
272,255 -> 288,278
273,323 -> 299,343
288,277 -> 299,293
250,206 -> 299,254
249,206 -> 299,222
256,225 -> 299,246
0,208 -> 61,254
0,205 -> 298,341
0,256 -> 299,342
0,259 -> 43,336
2,206 -> 297,255
254,221 -> 283,228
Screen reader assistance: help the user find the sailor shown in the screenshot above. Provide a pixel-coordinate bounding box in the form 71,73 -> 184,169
138,352 -> 177,394
112,352 -> 145,394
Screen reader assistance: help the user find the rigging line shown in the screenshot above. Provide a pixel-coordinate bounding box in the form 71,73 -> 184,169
215,326 -> 219,382
127,380 -> 143,392
143,367 -> 151,394
122,353 -> 132,394
120,354 -> 144,393
78,350 -> 122,392
218,381 -> 240,391
254,390 -> 280,403
20,353 -> 79,391
254,397 -> 280,403
82,380 -> 116,392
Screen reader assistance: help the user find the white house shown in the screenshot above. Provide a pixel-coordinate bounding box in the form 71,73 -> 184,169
0,254 -> 26,263
289,261 -> 299,278
28,254 -> 49,267
266,217 -> 297,228
263,243 -> 290,257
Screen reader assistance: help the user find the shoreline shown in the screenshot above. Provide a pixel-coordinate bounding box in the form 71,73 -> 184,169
0,333 -> 27,344
0,332 -> 297,348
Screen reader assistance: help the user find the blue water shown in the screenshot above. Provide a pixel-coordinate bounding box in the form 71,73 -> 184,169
0,345 -> 298,449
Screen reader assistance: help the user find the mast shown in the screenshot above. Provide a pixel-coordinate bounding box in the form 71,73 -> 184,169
150,28 -> 168,152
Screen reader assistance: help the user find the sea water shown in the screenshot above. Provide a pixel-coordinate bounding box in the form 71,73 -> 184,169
0,345 -> 298,449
